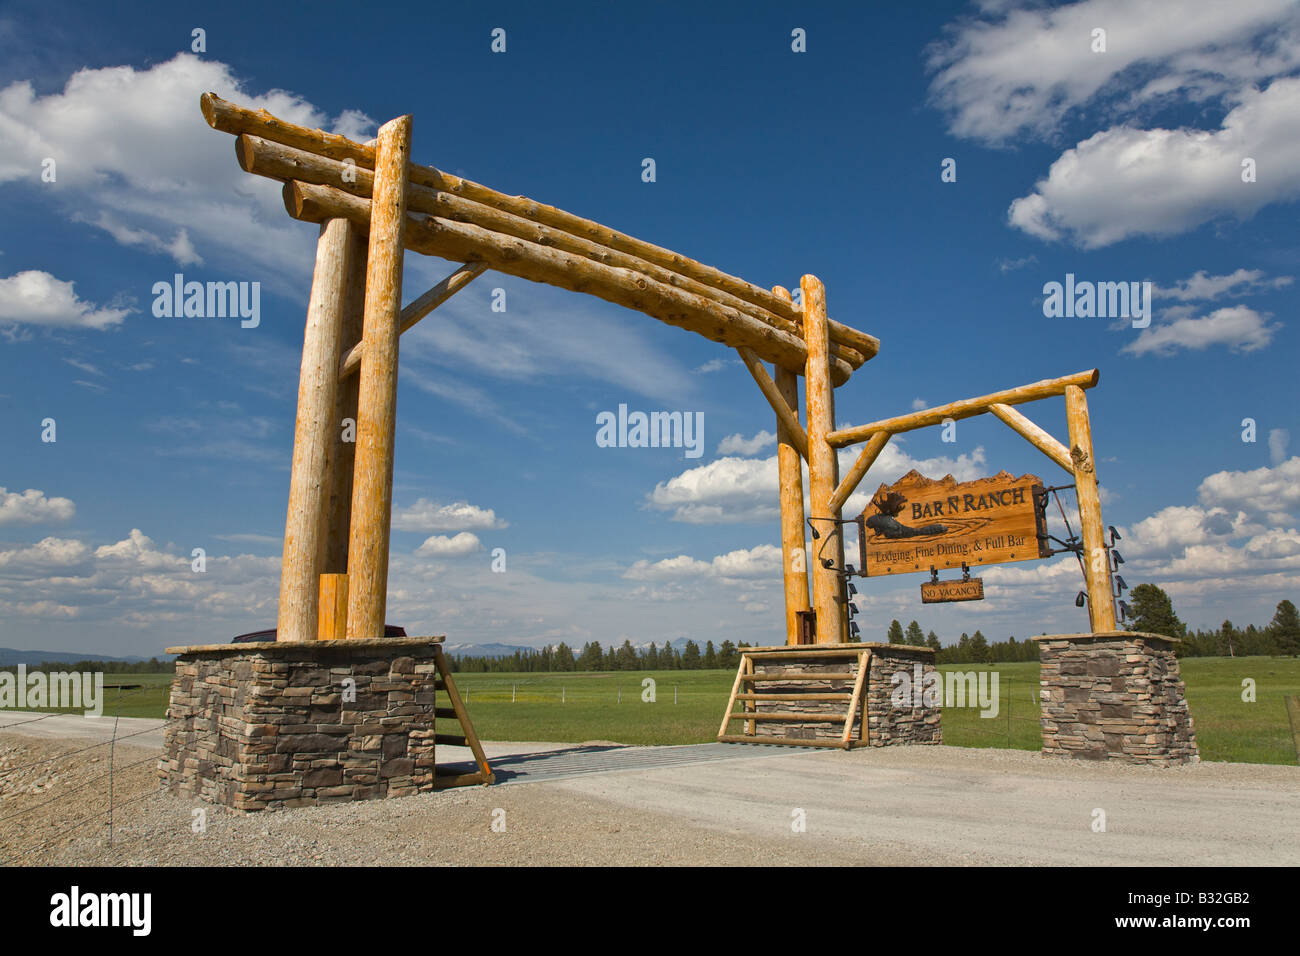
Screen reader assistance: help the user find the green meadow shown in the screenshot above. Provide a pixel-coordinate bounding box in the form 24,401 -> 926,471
3,658 -> 1297,765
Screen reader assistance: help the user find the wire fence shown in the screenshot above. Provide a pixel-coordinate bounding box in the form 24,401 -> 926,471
0,682 -> 165,866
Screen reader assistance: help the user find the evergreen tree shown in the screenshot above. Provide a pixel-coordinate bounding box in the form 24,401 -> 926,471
681,640 -> 702,669
703,640 -> 718,669
616,639 -> 638,670
1129,583 -> 1186,639
1218,621 -> 1236,658
718,640 -> 738,670
577,641 -> 604,671
969,629 -> 990,663
904,620 -> 924,646
1269,600 -> 1300,655
925,630 -> 942,653
554,642 -> 576,671
886,619 -> 905,644
645,642 -> 659,669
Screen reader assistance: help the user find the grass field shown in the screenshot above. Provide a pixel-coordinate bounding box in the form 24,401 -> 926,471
3,657 -> 1297,764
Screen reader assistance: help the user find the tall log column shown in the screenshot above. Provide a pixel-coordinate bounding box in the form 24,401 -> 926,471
772,286 -> 810,645
322,226 -> 368,574
276,217 -> 362,642
345,115 -> 412,639
801,275 -> 845,644
1065,384 -> 1115,632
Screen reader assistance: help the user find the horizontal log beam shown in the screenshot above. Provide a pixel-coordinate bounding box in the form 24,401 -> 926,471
203,93 -> 878,361
286,180 -> 854,385
338,261 -> 486,380
826,369 -> 1100,447
988,402 -> 1074,474
239,134 -> 866,372
829,431 -> 890,514
736,346 -> 808,460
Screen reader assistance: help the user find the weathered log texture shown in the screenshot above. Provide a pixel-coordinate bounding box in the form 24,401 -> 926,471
802,275 -> 846,644
285,179 -> 855,385
338,261 -> 486,380
988,402 -> 1073,473
772,286 -> 811,646
345,115 -> 412,640
1065,384 -> 1116,631
277,217 -> 359,642
826,369 -> 1100,447
829,430 -> 890,515
201,94 -> 878,362
322,226 -> 368,573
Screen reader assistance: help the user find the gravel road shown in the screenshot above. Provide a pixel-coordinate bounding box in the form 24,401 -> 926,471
4,728 -> 1297,867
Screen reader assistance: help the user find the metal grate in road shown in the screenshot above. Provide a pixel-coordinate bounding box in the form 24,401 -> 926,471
441,742 -> 807,785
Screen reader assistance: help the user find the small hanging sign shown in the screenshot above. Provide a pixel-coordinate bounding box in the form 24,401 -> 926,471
921,577 -> 984,603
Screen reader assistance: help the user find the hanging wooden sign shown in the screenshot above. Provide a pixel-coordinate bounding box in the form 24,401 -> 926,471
921,577 -> 985,603
857,470 -> 1049,577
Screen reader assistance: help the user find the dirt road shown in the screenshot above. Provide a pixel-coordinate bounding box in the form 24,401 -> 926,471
4,720 -> 1296,866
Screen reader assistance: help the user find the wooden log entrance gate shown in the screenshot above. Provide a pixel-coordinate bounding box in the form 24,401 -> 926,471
200,94 -> 1116,755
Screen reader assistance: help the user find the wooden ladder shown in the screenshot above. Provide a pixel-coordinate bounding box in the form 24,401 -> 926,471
431,644 -> 496,789
717,646 -> 872,750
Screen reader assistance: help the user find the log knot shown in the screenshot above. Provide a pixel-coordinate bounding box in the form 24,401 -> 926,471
1071,444 -> 1093,473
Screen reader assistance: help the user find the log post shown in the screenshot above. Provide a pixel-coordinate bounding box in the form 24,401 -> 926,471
276,217 -> 361,642
345,114 -> 412,639
1065,384 -> 1115,632
801,275 -> 846,644
773,287 -> 810,645
323,224 -> 368,573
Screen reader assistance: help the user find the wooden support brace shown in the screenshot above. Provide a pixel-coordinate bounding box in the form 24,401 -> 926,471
736,346 -> 807,459
829,431 -> 890,515
339,261 -> 487,380
988,402 -> 1073,473
827,369 -> 1100,447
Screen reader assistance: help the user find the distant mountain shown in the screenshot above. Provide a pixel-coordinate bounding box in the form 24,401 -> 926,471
442,637 -> 712,658
0,647 -> 159,666
441,642 -> 539,659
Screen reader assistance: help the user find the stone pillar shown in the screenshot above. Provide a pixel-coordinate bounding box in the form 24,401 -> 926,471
1035,632 -> 1197,765
160,637 -> 441,811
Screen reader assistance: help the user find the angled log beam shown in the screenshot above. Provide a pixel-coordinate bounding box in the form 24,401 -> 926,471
345,114 -> 412,640
829,431 -> 890,515
988,402 -> 1073,474
285,179 -> 856,386
338,261 -> 486,380
826,369 -> 1100,447
736,346 -> 808,460
277,217 -> 361,642
200,95 -> 879,360
241,135 -> 868,372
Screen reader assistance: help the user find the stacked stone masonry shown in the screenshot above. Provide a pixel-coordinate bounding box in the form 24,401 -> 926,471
1036,632 -> 1198,765
159,638 -> 441,811
750,643 -> 942,746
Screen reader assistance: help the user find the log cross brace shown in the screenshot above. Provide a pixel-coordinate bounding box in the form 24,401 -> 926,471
736,346 -> 808,460
339,261 -> 487,380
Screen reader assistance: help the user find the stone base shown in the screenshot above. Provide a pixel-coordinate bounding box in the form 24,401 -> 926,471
735,643 -> 941,747
158,637 -> 443,812
1035,632 -> 1198,765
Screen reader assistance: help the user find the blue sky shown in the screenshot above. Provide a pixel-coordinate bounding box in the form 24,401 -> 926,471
1,0 -> 1298,657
